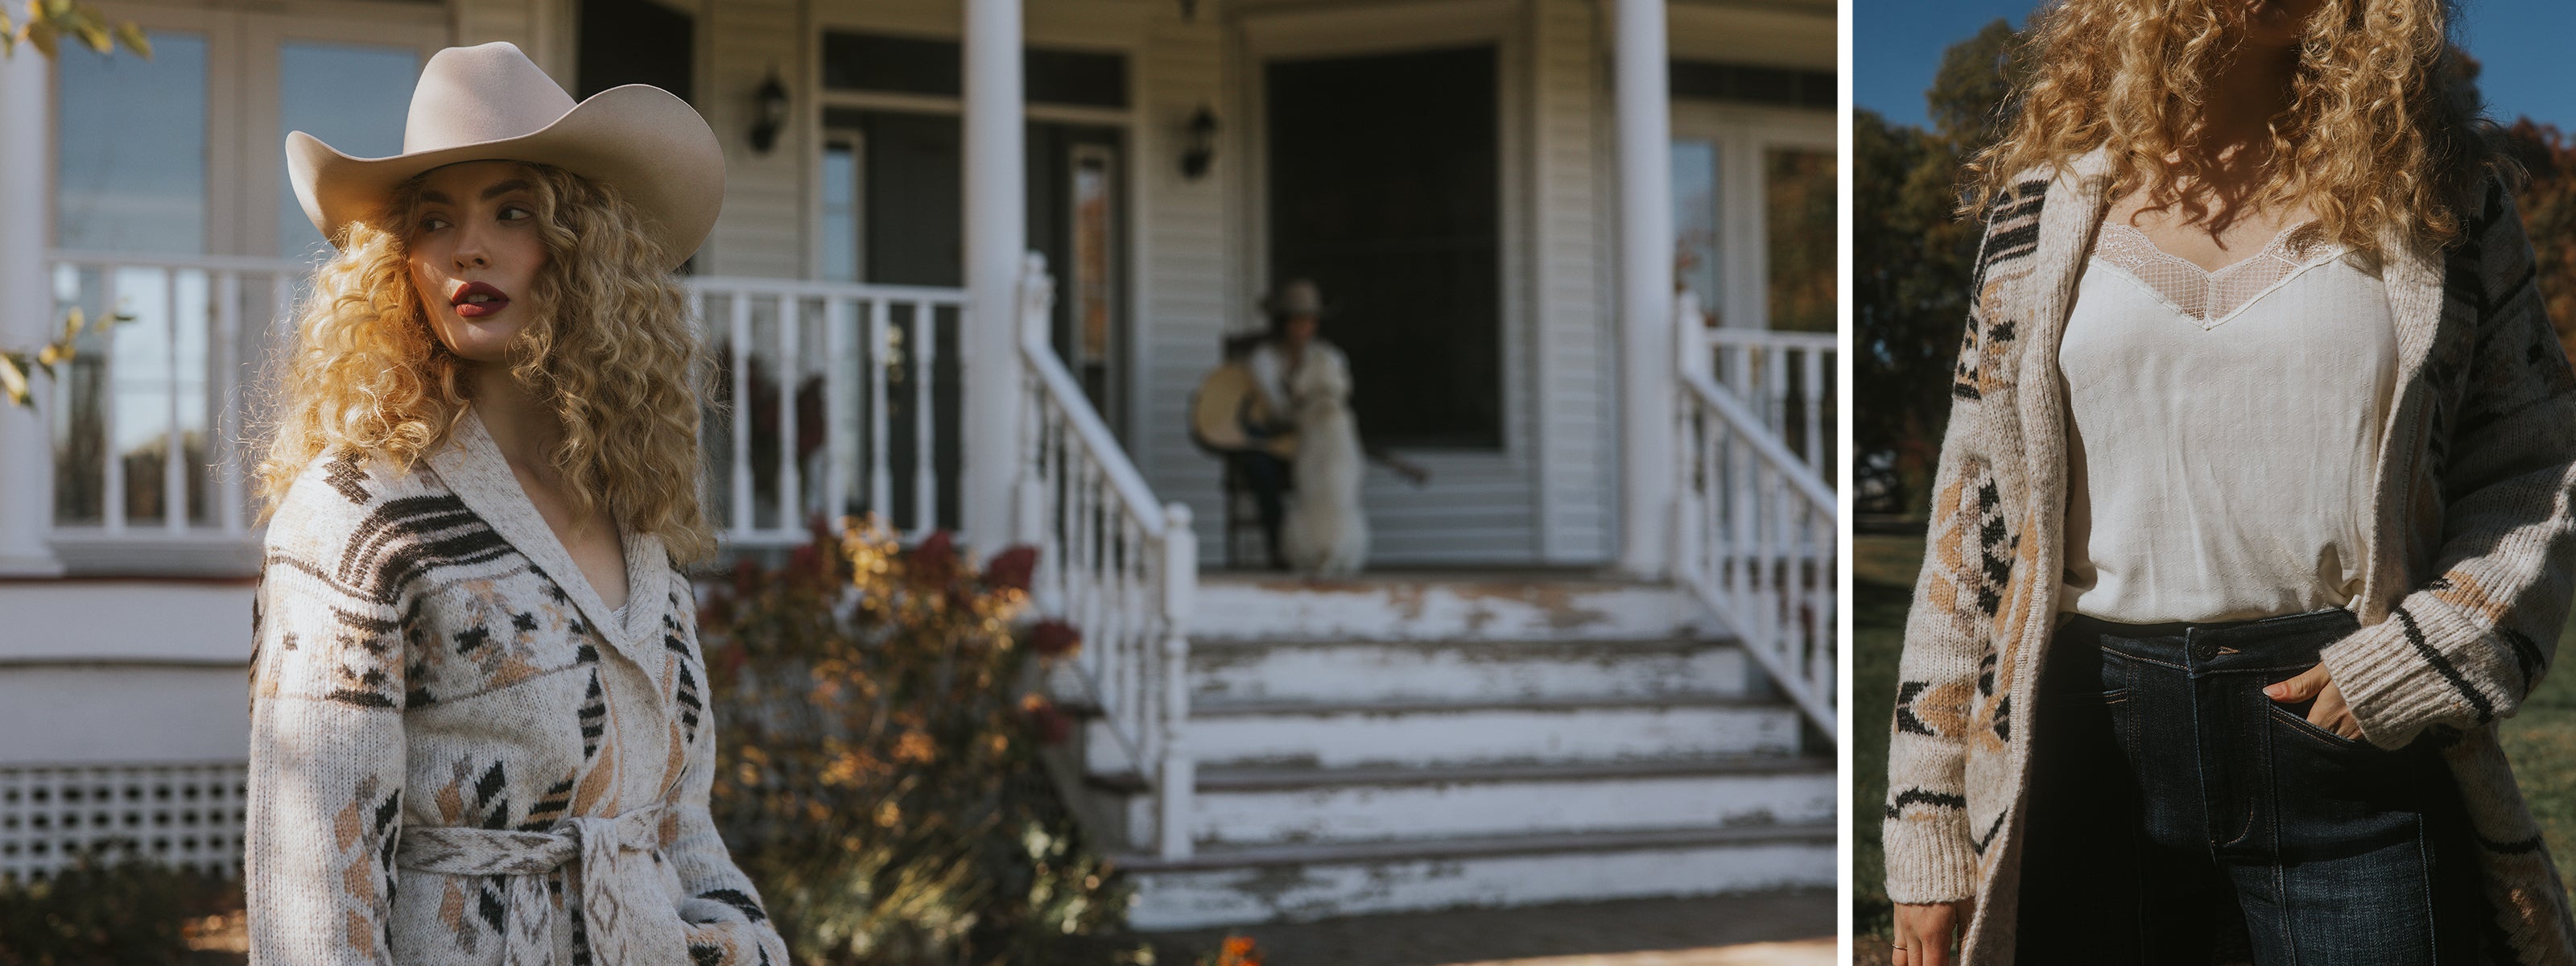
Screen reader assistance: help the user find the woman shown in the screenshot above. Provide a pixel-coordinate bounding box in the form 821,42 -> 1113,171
246,42 -> 788,964
1883,1 -> 2576,963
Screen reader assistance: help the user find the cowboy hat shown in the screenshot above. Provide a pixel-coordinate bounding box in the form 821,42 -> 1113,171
1260,279 -> 1336,319
285,41 -> 724,270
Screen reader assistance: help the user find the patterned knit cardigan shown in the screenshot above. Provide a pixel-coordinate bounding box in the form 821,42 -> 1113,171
246,408 -> 789,965
1882,148 -> 2576,965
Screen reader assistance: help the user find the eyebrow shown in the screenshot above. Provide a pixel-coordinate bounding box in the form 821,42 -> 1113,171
419,180 -> 534,205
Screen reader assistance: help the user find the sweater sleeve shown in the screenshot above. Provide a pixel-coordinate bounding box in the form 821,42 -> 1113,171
664,590 -> 792,964
246,460 -> 415,965
1880,191 -> 2036,906
2322,180 -> 2576,749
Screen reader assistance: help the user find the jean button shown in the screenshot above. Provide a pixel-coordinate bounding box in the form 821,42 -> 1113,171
2190,640 -> 2220,661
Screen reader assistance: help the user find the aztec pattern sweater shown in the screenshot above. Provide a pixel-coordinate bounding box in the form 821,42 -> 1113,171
1883,148 -> 2576,965
246,409 -> 788,965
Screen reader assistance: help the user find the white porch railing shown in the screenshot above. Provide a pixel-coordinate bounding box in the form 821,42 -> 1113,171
39,252 -> 303,564
35,252 -> 976,557
1011,254 -> 1197,860
1674,292 -> 1836,733
683,277 -> 968,546
1700,326 -> 1837,483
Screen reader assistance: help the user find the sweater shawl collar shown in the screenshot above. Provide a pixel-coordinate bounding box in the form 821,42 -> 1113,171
423,407 -> 675,677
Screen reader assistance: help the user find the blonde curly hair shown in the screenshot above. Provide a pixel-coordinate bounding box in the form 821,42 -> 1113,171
253,160 -> 719,563
1966,0 -> 2503,253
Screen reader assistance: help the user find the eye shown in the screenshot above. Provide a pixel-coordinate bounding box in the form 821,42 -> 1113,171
500,204 -> 534,221
419,215 -> 450,233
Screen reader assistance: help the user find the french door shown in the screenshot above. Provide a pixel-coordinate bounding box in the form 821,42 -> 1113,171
1669,103 -> 1835,334
47,3 -> 440,539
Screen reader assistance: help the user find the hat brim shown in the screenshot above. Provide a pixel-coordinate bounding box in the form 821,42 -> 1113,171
286,83 -> 723,270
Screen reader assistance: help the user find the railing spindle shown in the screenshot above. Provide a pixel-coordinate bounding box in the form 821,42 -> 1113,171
777,296 -> 802,535
728,291 -> 753,535
101,266 -> 122,535
867,299 -> 893,525
163,267 -> 184,533
215,270 -> 242,536
911,302 -> 936,537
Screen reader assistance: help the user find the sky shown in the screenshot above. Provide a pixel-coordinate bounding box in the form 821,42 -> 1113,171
1855,0 -> 2576,134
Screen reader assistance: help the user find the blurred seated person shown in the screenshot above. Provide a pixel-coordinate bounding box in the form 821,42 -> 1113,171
1191,279 -> 1426,570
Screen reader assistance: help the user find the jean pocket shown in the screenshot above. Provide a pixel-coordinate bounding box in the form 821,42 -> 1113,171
2268,700 -> 2377,752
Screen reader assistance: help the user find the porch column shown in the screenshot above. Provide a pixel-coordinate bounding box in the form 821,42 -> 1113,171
0,50 -> 62,576
962,0 -> 1026,557
1613,0 -> 1674,576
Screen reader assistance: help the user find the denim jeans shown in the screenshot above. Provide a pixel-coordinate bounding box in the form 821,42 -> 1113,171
2015,607 -> 2490,964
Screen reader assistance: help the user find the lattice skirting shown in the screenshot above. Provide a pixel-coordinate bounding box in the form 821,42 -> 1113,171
0,762 -> 249,883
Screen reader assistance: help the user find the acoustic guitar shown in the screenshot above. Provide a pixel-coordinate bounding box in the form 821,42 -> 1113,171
1189,361 -> 1298,460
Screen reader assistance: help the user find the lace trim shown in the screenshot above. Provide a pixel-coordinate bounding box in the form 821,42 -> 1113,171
2089,220 -> 2348,329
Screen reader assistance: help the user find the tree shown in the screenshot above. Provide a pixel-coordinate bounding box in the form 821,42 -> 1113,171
1852,19 -> 2026,513
2500,120 -> 2576,358
2,0 -> 147,59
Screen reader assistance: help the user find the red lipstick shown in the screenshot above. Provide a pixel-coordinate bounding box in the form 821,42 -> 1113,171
452,281 -> 510,319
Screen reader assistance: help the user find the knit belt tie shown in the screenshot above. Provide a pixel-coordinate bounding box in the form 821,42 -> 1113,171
396,805 -> 682,966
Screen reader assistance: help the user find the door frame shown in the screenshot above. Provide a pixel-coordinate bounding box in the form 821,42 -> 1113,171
1232,0 -> 1530,467
802,18 -> 1148,442
1667,100 -> 1835,334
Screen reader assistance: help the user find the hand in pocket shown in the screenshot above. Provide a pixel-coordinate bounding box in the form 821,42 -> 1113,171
2265,663 -> 2363,741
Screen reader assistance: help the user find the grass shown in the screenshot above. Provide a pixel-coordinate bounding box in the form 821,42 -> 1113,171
1852,533 -> 2576,950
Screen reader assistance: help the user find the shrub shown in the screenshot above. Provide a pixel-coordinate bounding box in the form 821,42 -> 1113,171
0,845 -> 240,965
700,517 -> 1141,965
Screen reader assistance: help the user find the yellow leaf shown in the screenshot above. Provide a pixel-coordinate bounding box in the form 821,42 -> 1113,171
72,17 -> 106,54
27,21 -> 56,58
60,306 -> 84,340
42,0 -> 72,19
0,354 -> 28,408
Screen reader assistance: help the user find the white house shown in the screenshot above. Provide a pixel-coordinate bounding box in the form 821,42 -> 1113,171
0,0 -> 1837,929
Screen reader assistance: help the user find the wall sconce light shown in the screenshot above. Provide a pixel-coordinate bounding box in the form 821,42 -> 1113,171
750,68 -> 789,154
1179,105 -> 1218,180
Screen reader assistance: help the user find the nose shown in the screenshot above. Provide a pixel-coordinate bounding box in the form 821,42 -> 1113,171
450,220 -> 491,270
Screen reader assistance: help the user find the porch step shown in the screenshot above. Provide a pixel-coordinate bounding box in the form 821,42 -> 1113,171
1088,756 -> 1832,849
1112,823 -> 1837,931
1079,695 -> 1802,774
1046,572 -> 1819,929
1187,636 -> 1757,705
1191,574 -> 1719,642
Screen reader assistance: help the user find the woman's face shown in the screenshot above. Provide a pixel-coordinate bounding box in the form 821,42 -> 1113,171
407,160 -> 548,365
2242,0 -> 2328,50
1282,313 -> 1319,347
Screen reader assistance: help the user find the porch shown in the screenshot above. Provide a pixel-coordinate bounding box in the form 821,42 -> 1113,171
0,0 -> 1837,927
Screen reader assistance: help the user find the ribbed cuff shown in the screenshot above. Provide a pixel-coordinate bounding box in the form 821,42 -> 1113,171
2319,601 -> 2482,750
1881,811 -> 1981,905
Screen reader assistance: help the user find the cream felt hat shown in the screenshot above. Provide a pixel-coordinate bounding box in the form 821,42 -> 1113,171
285,41 -> 724,270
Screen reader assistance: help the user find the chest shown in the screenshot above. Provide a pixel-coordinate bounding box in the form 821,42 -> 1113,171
506,461 -> 630,613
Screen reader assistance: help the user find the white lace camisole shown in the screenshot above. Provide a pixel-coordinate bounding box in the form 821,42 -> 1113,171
2054,219 -> 2399,624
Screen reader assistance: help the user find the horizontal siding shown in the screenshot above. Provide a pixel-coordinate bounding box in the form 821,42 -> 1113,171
1135,2 -> 1232,561
705,0 -> 805,278
1532,0 -> 1611,563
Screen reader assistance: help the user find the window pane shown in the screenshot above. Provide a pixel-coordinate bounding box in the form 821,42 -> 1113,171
1765,147 -> 1835,332
56,32 -> 208,254
821,140 -> 858,282
280,42 -> 421,260
1671,138 -> 1719,325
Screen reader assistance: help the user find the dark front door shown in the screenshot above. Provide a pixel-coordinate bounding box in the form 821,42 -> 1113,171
1265,45 -> 1501,450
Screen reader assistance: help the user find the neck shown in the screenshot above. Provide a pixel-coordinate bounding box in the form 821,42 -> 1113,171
2186,40 -> 2299,188
466,361 -> 562,477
